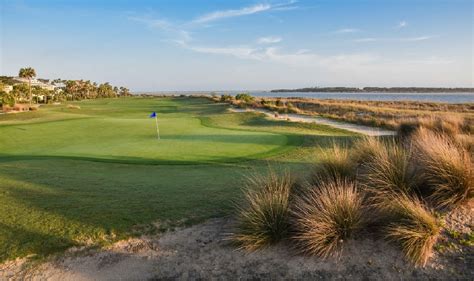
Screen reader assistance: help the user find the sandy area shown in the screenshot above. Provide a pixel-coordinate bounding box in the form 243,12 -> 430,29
1,203 -> 472,281
229,107 -> 396,136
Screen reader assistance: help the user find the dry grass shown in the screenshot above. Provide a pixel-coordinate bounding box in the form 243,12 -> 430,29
412,129 -> 474,209
310,143 -> 355,184
381,194 -> 441,266
231,169 -> 294,251
351,136 -> 385,165
291,179 -> 366,258
358,139 -> 419,200
398,115 -> 468,139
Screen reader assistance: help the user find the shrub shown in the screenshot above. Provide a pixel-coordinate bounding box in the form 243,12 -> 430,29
291,179 -> 366,258
310,143 -> 355,184
235,93 -> 254,103
412,129 -> 473,209
358,139 -> 418,200
382,194 -> 441,266
231,169 -> 294,251
220,94 -> 233,102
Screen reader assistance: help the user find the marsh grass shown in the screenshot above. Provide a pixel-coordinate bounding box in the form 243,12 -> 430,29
291,179 -> 366,258
231,169 -> 294,251
382,194 -> 441,266
412,129 -> 474,209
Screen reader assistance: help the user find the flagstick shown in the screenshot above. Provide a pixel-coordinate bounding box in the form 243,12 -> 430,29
155,116 -> 160,140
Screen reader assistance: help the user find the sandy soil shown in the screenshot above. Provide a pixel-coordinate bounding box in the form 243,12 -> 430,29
229,107 -> 396,136
1,204 -> 472,281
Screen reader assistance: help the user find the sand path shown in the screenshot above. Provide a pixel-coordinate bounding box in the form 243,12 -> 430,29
229,107 -> 396,136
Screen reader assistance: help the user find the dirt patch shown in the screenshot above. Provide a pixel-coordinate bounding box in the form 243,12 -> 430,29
1,206 -> 473,280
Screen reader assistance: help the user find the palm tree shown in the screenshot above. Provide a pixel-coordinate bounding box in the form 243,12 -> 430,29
19,67 -> 36,105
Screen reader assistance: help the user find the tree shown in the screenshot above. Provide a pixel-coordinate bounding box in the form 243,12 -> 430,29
12,83 -> 29,102
119,86 -> 131,96
0,91 -> 15,107
18,67 -> 36,105
113,86 -> 119,97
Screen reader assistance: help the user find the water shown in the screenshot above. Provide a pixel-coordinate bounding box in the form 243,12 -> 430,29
247,92 -> 474,104
142,91 -> 474,103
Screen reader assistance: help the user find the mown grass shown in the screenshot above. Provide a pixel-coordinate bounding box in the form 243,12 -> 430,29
0,97 -> 356,262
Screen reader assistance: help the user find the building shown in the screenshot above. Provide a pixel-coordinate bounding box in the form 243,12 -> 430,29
14,77 -> 56,91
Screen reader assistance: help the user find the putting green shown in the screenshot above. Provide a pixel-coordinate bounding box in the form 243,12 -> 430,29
0,98 -> 292,164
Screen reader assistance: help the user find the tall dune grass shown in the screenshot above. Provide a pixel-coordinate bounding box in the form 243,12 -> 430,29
231,169 -> 294,251
351,136 -> 385,166
412,129 -> 473,209
358,139 -> 419,199
291,179 -> 366,258
310,143 -> 355,184
381,194 -> 441,266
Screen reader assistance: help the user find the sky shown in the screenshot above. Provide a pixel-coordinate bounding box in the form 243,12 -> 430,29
1,0 -> 473,91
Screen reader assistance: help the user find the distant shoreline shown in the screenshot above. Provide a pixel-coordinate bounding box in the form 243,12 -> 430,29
271,87 -> 474,93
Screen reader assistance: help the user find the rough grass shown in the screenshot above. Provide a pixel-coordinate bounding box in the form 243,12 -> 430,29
309,143 -> 355,184
358,139 -> 418,199
231,169 -> 294,251
397,115 -> 468,139
351,136 -> 385,165
291,179 -> 366,258
382,194 -> 441,267
412,129 -> 474,209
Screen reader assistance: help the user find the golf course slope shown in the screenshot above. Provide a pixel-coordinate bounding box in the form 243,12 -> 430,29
0,97 -> 353,263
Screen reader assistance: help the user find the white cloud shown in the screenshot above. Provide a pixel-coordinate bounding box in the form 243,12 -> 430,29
191,1 -> 298,24
396,21 -> 407,29
354,35 -> 436,43
335,28 -> 360,34
257,36 -> 282,44
192,4 -> 272,24
399,35 -> 434,42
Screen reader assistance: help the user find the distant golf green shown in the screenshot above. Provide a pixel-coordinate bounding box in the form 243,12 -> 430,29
0,97 -> 354,262
0,98 -> 292,163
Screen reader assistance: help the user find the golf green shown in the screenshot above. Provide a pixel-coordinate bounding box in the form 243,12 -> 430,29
0,97 -> 291,164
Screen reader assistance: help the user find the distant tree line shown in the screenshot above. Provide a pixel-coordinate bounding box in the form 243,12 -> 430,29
271,87 -> 474,93
0,67 -> 132,107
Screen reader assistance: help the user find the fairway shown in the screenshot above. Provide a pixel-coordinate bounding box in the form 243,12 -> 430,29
0,97 -> 354,262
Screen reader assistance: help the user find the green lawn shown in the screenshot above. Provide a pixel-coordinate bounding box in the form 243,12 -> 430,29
0,97 -> 355,262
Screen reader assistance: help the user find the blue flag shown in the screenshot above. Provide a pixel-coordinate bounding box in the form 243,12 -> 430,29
149,112 -> 156,118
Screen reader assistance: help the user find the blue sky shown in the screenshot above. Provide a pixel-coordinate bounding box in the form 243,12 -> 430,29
1,0 -> 473,91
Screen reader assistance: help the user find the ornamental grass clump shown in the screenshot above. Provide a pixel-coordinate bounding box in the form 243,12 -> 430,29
310,143 -> 355,185
358,139 -> 419,201
382,194 -> 441,266
291,179 -> 366,258
351,136 -> 385,166
232,169 -> 294,251
412,128 -> 474,209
